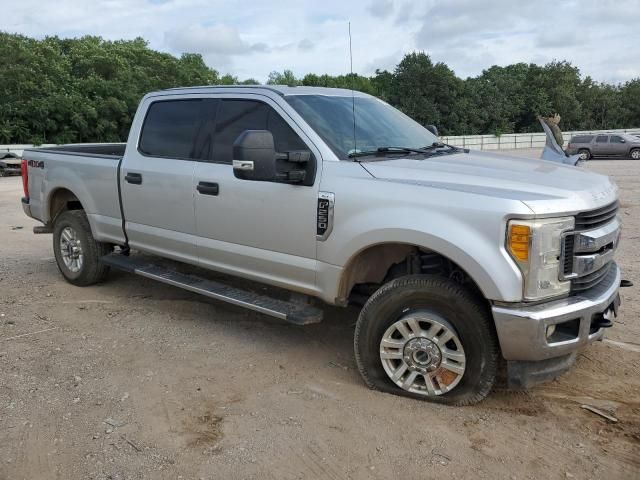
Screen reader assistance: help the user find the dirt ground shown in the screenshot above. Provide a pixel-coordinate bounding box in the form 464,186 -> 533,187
0,154 -> 638,480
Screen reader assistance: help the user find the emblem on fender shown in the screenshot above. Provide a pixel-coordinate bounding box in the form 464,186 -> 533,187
316,192 -> 335,241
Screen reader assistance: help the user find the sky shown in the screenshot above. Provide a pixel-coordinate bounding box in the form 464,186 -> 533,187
2,0 -> 638,84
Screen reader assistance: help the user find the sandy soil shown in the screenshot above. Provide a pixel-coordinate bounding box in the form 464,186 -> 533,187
0,156 -> 638,479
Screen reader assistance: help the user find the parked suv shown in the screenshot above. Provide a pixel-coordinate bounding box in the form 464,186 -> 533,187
566,134 -> 640,160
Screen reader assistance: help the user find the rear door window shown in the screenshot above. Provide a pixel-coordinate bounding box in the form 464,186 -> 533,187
139,99 -> 207,159
596,135 -> 609,143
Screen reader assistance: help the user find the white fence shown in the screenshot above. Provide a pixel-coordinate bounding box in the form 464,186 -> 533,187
442,128 -> 640,150
2,127 -> 640,156
1,144 -> 55,158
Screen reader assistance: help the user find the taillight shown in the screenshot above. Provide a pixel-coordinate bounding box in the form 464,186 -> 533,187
21,159 -> 29,199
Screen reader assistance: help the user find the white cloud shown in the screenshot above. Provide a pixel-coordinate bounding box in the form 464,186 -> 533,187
367,0 -> 394,19
298,38 -> 315,51
409,0 -> 640,82
536,31 -> 583,49
165,23 -> 267,68
165,24 -> 258,55
0,0 -> 638,84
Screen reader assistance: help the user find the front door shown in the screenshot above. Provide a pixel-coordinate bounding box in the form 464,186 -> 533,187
193,95 -> 321,293
121,98 -> 213,264
608,135 -> 627,157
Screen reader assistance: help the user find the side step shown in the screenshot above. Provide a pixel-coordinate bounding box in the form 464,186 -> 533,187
100,253 -> 323,325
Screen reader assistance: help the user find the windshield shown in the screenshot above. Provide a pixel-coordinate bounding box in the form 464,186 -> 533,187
285,94 -> 438,160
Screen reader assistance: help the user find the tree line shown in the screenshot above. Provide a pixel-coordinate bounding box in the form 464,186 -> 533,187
1,32 -> 638,144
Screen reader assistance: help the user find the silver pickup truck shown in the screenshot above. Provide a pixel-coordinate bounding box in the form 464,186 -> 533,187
21,85 -> 624,405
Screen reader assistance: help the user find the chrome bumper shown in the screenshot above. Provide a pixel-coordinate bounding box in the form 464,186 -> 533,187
492,263 -> 620,362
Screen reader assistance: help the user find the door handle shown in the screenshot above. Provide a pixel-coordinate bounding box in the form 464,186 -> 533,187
197,181 -> 219,196
125,172 -> 142,185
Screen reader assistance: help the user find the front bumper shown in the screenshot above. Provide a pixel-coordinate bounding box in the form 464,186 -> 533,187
492,263 -> 620,363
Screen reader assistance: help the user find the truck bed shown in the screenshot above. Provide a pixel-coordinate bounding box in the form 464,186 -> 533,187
30,143 -> 126,158
22,143 -> 126,245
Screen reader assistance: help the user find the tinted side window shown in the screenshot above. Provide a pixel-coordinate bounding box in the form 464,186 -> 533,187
139,100 -> 205,159
267,108 -> 308,153
610,135 -> 624,143
571,135 -> 593,143
212,100 -> 307,164
596,135 -> 609,143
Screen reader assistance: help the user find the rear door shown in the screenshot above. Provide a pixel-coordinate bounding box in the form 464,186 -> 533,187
121,97 -> 212,263
192,94 -> 321,293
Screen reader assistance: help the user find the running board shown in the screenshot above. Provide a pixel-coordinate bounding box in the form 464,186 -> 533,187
100,253 -> 323,325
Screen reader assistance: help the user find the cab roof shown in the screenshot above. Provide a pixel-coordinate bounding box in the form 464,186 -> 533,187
157,84 -> 372,98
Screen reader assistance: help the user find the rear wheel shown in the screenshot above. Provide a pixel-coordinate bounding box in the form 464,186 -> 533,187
630,148 -> 640,160
578,149 -> 591,160
354,275 -> 499,406
53,210 -> 111,286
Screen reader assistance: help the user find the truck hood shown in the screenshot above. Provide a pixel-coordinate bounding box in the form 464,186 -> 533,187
361,150 -> 618,215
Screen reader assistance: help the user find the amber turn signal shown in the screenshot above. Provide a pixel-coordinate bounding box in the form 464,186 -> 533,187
508,224 -> 531,261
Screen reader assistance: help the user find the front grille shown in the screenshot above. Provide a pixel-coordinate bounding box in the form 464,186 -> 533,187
574,201 -> 618,230
570,262 -> 613,292
564,202 -> 619,293
562,235 -> 574,276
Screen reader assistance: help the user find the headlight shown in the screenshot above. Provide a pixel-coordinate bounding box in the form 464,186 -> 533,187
507,217 -> 574,301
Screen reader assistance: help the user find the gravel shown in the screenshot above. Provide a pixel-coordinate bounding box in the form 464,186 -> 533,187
0,157 -> 638,479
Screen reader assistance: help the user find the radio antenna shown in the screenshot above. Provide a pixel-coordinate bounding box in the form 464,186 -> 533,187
349,22 -> 357,152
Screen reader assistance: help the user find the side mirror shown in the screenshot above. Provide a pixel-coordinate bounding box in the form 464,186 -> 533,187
232,130 -> 277,182
426,125 -> 438,136
233,130 -> 311,184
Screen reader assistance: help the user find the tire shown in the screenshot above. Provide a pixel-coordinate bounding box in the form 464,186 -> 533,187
578,149 -> 591,160
630,148 -> 640,160
53,210 -> 111,286
354,275 -> 499,406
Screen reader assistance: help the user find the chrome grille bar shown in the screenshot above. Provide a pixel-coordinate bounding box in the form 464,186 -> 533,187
574,201 -> 618,230
562,202 -> 621,293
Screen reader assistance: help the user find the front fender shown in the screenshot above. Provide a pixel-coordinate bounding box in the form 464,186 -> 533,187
318,205 -> 525,303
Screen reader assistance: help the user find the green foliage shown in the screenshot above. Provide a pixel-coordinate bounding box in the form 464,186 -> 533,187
0,33 -> 220,144
267,69 -> 300,86
381,52 -> 464,135
1,32 -> 639,144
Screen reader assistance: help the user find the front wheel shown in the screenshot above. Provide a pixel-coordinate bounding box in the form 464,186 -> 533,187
53,210 -> 111,286
354,275 -> 499,405
630,148 -> 640,160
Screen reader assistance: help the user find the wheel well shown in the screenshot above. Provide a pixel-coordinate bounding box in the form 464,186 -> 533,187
49,188 -> 83,223
339,243 -> 485,305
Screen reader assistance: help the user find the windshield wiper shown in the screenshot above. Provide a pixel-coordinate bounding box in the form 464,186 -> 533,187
421,142 -> 465,152
348,146 -> 430,159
